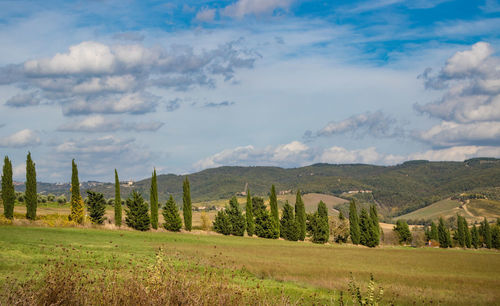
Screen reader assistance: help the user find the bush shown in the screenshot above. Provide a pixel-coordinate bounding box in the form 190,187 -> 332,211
213,210 -> 231,235
393,220 -> 412,245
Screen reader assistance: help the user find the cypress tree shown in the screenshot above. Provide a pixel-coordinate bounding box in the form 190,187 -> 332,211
86,190 -> 106,224
464,218 -> 472,248
182,177 -> 192,231
349,199 -> 360,245
245,189 -> 254,236
69,159 -> 84,224
471,224 -> 479,249
227,196 -> 246,236
125,191 -> 150,231
269,185 -> 279,236
162,195 -> 182,231
114,169 -> 122,226
25,152 -> 37,220
1,156 -> 15,219
360,208 -> 376,247
483,218 -> 492,249
430,221 -> 438,241
295,190 -> 306,241
150,169 -> 158,229
455,215 -> 466,247
491,225 -> 500,249
369,205 -> 380,246
213,209 -> 231,235
311,201 -> 329,244
280,201 -> 299,241
438,217 -> 451,248
254,196 -> 279,239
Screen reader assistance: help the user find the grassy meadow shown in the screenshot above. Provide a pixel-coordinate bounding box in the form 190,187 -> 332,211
0,224 -> 499,305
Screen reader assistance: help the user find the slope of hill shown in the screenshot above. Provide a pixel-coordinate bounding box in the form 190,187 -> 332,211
10,158 -> 500,217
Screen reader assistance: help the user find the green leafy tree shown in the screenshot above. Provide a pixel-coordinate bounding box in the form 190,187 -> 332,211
280,201 -> 299,241
254,196 -> 279,239
311,201 -> 329,244
471,224 -> 480,249
69,159 -> 84,224
150,169 -> 159,229
393,220 -> 412,245
369,205 -> 380,247
213,210 -> 231,235
438,217 -> 451,248
125,191 -> 150,231
1,156 -> 15,219
25,152 -> 37,220
114,169 -> 122,226
182,177 -> 192,231
349,199 -> 360,244
86,191 -> 106,224
227,196 -> 246,236
269,185 -> 280,236
162,195 -> 182,232
245,190 -> 254,236
295,190 -> 306,241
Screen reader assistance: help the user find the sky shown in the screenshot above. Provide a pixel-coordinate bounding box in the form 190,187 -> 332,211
0,0 -> 500,182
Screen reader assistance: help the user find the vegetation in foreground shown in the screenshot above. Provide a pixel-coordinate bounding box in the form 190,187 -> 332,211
0,226 -> 499,305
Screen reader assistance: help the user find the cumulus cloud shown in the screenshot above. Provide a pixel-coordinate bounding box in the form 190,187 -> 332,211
1,40 -> 258,116
222,0 -> 293,19
5,91 -> 41,107
195,8 -> 216,22
415,42 -> 500,149
0,129 -> 40,147
203,101 -> 235,108
57,115 -> 164,132
409,146 -> 500,161
306,111 -> 400,139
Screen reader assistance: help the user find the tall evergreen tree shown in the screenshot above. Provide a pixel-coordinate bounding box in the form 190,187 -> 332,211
369,205 -> 380,247
1,156 -> 15,219
86,191 -> 106,224
245,190 -> 254,236
69,159 -> 84,224
483,218 -> 492,248
150,169 -> 158,229
162,195 -> 182,231
114,169 -> 122,226
280,201 -> 299,241
182,177 -> 192,231
430,221 -> 438,241
253,196 -> 279,239
349,199 -> 360,245
25,152 -> 37,220
491,225 -> 500,249
125,191 -> 150,231
471,224 -> 479,249
360,208 -> 377,247
227,196 -> 246,236
295,190 -> 306,241
311,201 -> 329,243
213,209 -> 231,235
269,184 -> 279,236
455,215 -> 466,247
464,219 -> 472,248
438,217 -> 451,248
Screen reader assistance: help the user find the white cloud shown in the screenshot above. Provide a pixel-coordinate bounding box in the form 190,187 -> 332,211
5,91 -> 41,107
416,121 -> 500,147
442,42 -> 493,77
0,129 -> 40,147
410,146 -> 500,161
195,8 -> 216,22
57,115 -> 164,132
222,0 -> 293,19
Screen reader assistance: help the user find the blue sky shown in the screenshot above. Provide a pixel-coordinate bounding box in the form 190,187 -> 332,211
0,0 -> 500,182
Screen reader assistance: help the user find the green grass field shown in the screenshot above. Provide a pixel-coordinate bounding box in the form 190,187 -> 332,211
0,225 -> 499,305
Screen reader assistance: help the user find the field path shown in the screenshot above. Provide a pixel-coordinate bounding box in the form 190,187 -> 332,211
462,200 -> 474,217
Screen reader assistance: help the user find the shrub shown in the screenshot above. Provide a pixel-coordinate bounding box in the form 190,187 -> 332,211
393,220 -> 412,245
213,210 -> 231,235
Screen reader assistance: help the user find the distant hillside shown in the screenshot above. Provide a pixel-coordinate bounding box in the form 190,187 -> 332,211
10,158 -> 500,217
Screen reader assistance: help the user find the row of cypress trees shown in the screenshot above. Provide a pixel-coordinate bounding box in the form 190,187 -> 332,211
425,215 -> 500,249
349,199 -> 380,247
2,153 -> 38,220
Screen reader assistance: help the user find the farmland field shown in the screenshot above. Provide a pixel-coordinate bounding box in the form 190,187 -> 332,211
0,225 -> 499,305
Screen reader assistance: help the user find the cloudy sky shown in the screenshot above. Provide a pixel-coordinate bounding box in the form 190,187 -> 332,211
0,0 -> 499,182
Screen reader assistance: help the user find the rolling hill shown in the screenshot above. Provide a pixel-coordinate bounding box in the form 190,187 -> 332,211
11,158 -> 500,217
